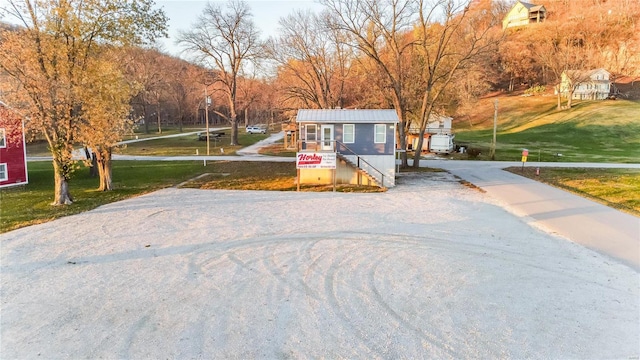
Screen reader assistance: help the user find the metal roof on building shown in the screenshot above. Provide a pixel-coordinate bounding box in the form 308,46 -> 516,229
296,109 -> 399,123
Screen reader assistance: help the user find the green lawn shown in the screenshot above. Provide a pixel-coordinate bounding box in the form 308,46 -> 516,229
117,131 -> 269,156
0,161 -> 216,233
454,97 -> 640,163
25,130 -> 270,157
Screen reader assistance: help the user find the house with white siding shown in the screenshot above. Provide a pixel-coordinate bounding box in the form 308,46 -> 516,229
559,68 -> 611,100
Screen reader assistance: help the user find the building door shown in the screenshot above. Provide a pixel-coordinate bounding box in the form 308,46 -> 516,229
321,125 -> 334,151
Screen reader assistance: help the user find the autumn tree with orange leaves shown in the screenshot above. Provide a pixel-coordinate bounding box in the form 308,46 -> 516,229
0,0 -> 167,202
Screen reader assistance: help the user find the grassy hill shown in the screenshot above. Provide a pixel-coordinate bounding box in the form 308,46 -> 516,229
454,94 -> 640,163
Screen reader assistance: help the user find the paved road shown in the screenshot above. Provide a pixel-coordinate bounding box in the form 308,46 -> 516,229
426,159 -> 640,270
117,127 -> 230,145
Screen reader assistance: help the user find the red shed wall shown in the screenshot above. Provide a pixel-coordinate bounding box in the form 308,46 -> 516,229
0,105 -> 28,188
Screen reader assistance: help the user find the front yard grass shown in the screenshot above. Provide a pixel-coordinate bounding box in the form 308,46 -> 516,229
1,160 -> 382,233
1,161 -> 216,233
116,132 -> 270,156
3,160 -> 637,234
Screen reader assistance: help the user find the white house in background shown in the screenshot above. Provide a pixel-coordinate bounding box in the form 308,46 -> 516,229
502,1 -> 546,30
559,68 -> 611,100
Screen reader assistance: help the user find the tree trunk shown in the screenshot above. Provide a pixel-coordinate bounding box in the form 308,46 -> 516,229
567,90 -> 573,109
556,85 -> 562,110
413,90 -> 434,169
95,147 -> 113,191
52,160 -> 73,205
390,96 -> 408,168
143,104 -> 150,134
156,103 -> 162,134
231,116 -> 239,145
90,152 -> 98,177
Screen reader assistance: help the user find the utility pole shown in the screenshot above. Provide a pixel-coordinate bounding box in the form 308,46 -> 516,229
490,99 -> 498,160
205,85 -> 210,155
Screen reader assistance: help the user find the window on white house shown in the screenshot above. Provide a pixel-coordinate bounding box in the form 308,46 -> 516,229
0,163 -> 7,181
0,128 -> 6,148
374,124 -> 386,144
306,124 -> 317,141
343,124 -> 355,143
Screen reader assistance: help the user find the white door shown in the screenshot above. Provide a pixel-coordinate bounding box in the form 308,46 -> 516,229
321,125 -> 334,151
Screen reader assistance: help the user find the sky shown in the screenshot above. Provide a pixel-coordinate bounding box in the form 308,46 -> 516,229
0,0 -> 324,58
155,0 -> 325,57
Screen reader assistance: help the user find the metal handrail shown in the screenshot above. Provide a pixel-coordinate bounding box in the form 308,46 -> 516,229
335,141 -> 385,187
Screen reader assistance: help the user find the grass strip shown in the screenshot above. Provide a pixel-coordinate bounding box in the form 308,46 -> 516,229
505,167 -> 640,216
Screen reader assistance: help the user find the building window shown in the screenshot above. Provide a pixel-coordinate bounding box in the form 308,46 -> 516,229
343,124 -> 355,143
0,163 -> 7,181
306,124 -> 317,142
374,124 -> 386,144
0,128 -> 5,148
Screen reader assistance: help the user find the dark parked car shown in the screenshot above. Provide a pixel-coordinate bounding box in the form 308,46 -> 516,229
198,132 -> 225,141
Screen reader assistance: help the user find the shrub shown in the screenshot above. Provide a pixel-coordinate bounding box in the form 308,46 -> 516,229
524,85 -> 546,96
466,148 -> 482,159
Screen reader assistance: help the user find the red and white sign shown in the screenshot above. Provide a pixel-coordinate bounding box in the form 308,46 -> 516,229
296,152 -> 336,169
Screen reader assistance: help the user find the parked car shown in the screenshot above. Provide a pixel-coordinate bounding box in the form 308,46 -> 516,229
198,132 -> 225,141
246,125 -> 267,134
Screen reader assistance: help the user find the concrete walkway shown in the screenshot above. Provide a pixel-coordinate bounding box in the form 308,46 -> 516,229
426,159 -> 640,270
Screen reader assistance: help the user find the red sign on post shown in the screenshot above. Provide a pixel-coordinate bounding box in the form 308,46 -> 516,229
522,149 -> 529,157
296,152 -> 337,169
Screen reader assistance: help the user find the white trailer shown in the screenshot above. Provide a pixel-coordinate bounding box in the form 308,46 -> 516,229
429,134 -> 455,154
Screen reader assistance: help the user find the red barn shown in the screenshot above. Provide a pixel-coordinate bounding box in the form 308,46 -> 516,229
0,101 -> 28,188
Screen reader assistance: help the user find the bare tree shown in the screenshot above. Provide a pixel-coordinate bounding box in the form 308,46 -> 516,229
177,0 -> 262,145
321,0 -> 417,167
122,48 -> 168,133
412,0 -> 501,167
268,9 -> 354,110
533,20 -> 592,110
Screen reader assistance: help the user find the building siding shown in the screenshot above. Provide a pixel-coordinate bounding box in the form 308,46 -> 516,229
0,104 -> 28,188
335,123 -> 395,156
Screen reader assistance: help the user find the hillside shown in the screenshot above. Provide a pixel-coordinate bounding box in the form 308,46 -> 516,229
453,93 -> 640,163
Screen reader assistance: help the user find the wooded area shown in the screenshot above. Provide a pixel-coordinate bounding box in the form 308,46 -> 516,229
0,0 -> 638,202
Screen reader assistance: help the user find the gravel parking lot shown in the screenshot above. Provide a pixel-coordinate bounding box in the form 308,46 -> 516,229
2,172 -> 638,359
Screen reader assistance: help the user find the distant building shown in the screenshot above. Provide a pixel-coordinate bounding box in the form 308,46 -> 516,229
559,69 -> 611,100
0,101 -> 29,188
502,1 -> 546,30
407,114 -> 454,153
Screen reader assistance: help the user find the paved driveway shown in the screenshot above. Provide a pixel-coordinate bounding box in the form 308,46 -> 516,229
427,159 -> 640,270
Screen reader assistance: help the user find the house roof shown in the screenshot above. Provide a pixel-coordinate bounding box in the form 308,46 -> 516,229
516,1 -> 545,12
296,109 -> 399,124
519,1 -> 536,10
564,68 -> 610,80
